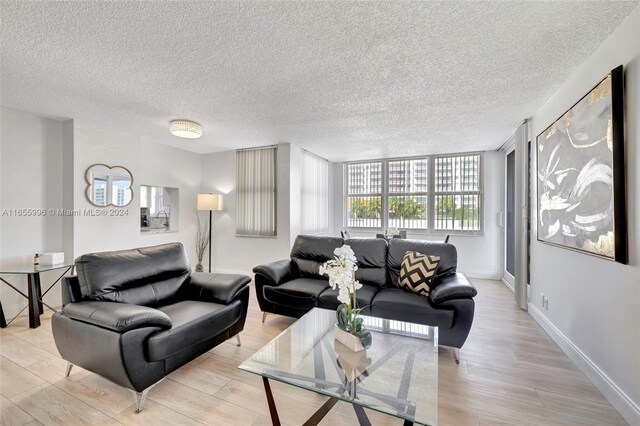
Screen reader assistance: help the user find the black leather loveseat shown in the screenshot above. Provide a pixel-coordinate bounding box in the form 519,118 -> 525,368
52,243 -> 250,412
254,235 -> 477,354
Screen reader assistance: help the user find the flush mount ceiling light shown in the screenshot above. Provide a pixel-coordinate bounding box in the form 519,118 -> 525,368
169,119 -> 202,139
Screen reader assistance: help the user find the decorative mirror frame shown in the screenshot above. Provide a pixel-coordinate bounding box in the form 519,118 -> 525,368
85,163 -> 134,207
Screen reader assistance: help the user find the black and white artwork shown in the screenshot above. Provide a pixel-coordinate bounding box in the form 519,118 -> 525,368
537,66 -> 627,263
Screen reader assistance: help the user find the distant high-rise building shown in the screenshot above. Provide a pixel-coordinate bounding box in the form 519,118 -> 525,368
93,180 -> 107,205
388,158 -> 428,193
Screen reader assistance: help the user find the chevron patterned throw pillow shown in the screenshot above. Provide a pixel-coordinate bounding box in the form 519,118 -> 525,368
398,251 -> 440,297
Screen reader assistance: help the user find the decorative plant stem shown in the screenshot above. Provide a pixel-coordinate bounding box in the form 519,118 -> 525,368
195,213 -> 209,272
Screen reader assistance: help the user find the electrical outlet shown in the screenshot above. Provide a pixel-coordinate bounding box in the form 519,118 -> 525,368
542,296 -> 549,311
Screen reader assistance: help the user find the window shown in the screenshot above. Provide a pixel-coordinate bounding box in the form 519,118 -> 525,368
236,146 -> 277,236
345,152 -> 482,233
434,154 -> 481,231
388,158 -> 429,229
346,161 -> 382,228
301,150 -> 329,234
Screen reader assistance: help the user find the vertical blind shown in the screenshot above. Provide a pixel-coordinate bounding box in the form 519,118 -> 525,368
301,150 -> 329,234
236,146 -> 277,236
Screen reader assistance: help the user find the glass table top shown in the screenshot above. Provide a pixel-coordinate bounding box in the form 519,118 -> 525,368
0,263 -> 74,274
239,308 -> 438,425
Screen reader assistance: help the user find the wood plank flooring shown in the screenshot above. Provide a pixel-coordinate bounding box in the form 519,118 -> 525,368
0,279 -> 628,425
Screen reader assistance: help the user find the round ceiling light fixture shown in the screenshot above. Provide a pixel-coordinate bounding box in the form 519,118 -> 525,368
169,119 -> 202,139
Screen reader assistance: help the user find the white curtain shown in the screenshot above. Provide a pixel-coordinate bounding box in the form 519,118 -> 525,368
236,146 -> 277,236
301,150 -> 329,234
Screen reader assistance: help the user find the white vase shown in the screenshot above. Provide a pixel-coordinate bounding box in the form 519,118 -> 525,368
334,324 -> 365,352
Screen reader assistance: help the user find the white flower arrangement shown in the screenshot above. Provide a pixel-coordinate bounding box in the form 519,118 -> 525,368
386,226 -> 399,237
319,245 -> 362,305
320,244 -> 372,350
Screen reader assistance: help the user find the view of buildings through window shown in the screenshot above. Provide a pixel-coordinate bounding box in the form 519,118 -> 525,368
433,154 -> 481,231
388,158 -> 429,229
93,179 -> 107,206
92,176 -> 132,206
346,153 -> 482,232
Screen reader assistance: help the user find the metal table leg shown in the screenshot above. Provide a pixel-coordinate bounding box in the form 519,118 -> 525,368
0,301 -> 6,328
34,273 -> 43,314
27,273 -> 41,328
263,377 -> 281,426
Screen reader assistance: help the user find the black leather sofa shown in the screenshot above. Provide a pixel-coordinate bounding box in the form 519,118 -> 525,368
52,243 -> 250,412
254,235 -> 477,355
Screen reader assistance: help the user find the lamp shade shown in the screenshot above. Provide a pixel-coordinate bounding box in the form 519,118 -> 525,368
198,193 -> 222,211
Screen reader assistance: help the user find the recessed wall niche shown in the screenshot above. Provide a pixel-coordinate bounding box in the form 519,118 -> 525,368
140,185 -> 179,233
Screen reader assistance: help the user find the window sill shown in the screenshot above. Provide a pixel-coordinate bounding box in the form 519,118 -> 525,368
345,228 -> 484,237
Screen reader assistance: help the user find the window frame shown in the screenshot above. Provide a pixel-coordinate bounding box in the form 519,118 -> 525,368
344,152 -> 484,235
345,160 -> 384,230
432,152 -> 484,234
386,158 -> 430,230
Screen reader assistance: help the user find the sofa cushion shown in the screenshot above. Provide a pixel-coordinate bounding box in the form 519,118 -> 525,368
371,288 -> 454,328
290,235 -> 344,278
388,239 -> 457,286
317,283 -> 379,311
263,278 -> 330,310
398,252 -> 440,297
147,300 -> 241,361
75,243 -> 191,307
345,238 -> 388,288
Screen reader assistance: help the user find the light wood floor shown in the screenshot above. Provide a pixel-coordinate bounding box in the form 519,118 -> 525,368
0,279 -> 627,425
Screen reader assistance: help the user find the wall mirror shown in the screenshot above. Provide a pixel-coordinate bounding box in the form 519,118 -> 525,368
140,185 -> 179,233
85,164 -> 133,207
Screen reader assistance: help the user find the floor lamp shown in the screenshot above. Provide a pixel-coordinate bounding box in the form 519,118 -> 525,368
197,193 -> 223,273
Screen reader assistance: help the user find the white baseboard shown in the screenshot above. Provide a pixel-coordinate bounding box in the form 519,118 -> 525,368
528,303 -> 640,425
460,270 -> 501,280
500,277 -> 515,293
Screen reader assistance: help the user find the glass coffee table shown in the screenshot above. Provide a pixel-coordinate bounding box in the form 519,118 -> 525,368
239,308 -> 438,425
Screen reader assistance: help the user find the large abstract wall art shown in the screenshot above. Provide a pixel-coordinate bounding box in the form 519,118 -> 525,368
537,65 -> 627,264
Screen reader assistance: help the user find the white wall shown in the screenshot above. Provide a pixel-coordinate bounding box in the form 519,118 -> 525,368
331,151 -> 504,279
72,120 -> 202,264
529,7 -> 640,423
0,108 -> 67,315
200,144 -> 294,274
0,113 -> 203,316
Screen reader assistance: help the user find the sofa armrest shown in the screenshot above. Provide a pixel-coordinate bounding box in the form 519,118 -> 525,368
62,275 -> 83,305
186,272 -> 251,304
430,273 -> 477,305
61,301 -> 172,332
253,260 -> 296,286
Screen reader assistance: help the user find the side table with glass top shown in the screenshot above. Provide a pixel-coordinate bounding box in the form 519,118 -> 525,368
239,308 -> 438,426
0,263 -> 74,328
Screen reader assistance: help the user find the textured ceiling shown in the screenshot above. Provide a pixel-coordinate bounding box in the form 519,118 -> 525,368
1,1 -> 637,161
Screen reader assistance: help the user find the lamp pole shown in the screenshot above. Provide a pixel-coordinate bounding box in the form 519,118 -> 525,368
198,193 -> 222,274
208,209 -> 212,273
